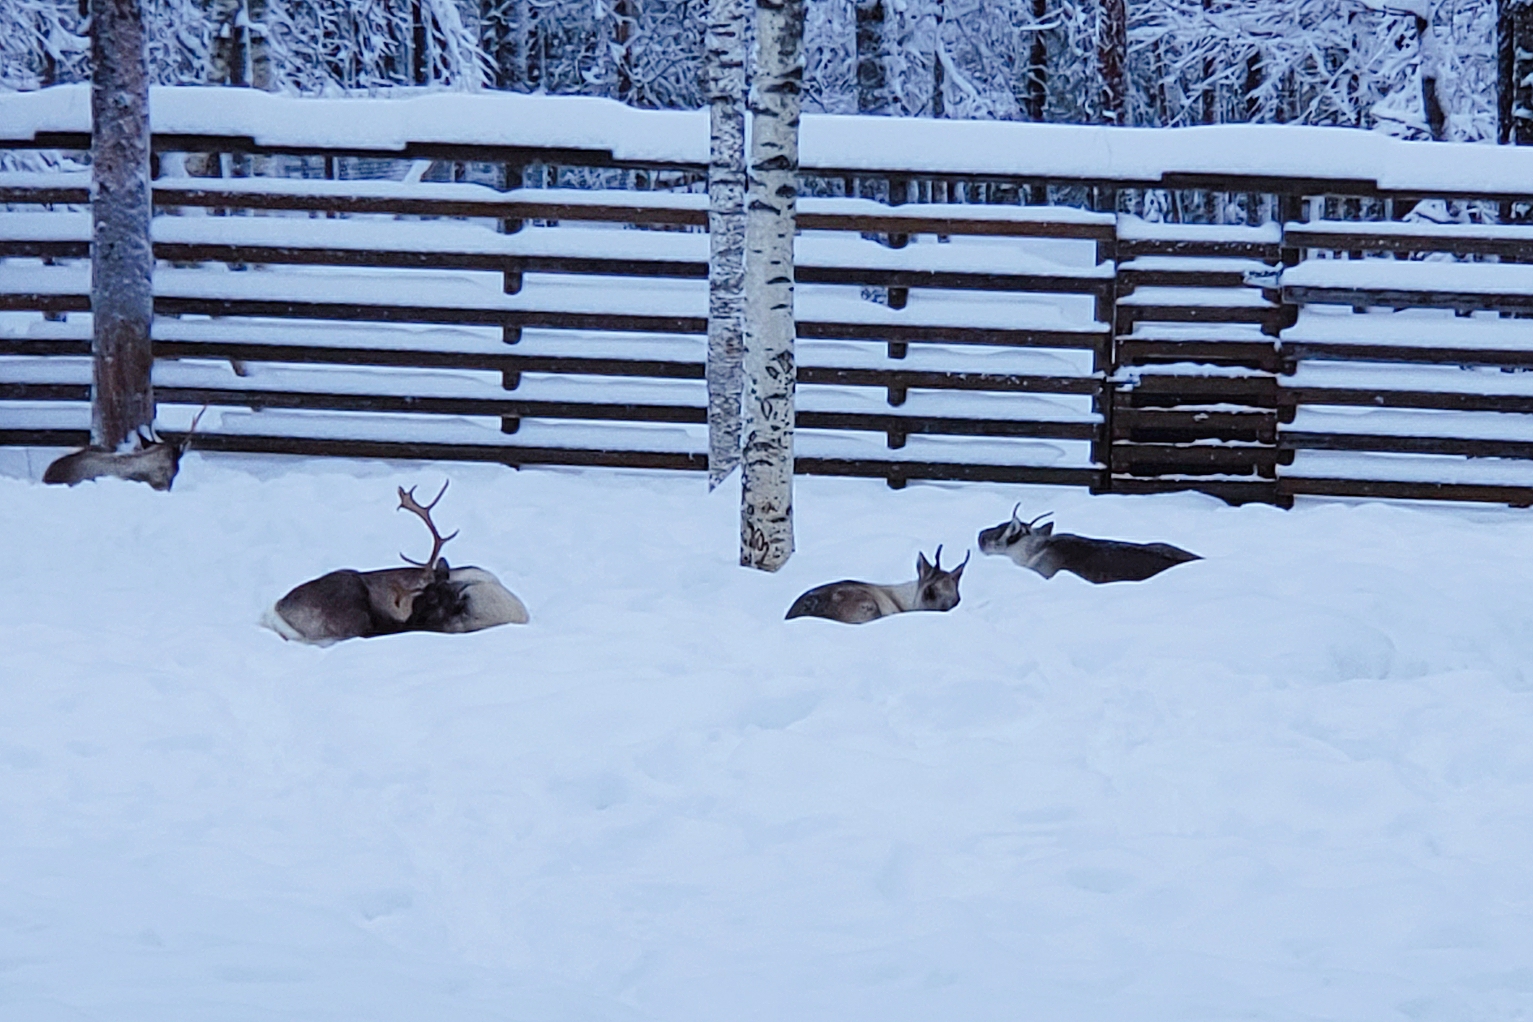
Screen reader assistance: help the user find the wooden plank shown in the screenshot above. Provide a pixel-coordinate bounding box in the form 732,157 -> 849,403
0,428 -> 89,447
139,430 -> 1106,488
1111,408 -> 1277,443
134,385 -> 1103,442
795,458 -> 1102,488
1280,475 -> 1533,506
1107,475 -> 1284,505
1118,267 -> 1254,291
1283,227 -> 1533,261
1280,340 -> 1533,368
1115,338 -> 1282,372
1111,443 -> 1281,474
1117,239 -> 1281,261
1284,284 -> 1533,313
1282,386 -> 1533,414
0,382 -> 90,401
1282,431 -> 1533,460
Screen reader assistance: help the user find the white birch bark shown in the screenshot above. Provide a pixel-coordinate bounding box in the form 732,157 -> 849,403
740,0 -> 801,571
706,0 -> 748,488
90,0 -> 155,450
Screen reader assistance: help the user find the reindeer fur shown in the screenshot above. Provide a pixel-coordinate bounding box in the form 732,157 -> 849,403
264,482 -> 528,645
977,506 -> 1199,584
786,548 -> 968,625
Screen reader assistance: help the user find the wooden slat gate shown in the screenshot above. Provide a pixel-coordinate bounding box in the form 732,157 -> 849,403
8,91 -> 1533,506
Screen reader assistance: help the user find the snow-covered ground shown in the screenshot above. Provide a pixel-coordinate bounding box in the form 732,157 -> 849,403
3,451 -> 1533,1021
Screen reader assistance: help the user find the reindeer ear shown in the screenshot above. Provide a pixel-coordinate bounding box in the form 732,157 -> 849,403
1037,522 -> 1054,537
917,551 -> 933,576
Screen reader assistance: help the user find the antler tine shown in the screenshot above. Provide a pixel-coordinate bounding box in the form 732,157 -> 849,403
934,544 -> 944,569
1026,511 -> 1054,529
1010,502 -> 1023,524
397,480 -> 459,570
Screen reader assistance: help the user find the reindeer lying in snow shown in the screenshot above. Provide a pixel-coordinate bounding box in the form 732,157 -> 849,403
44,408 -> 206,492
264,482 -> 528,645
786,547 -> 969,624
977,505 -> 1200,584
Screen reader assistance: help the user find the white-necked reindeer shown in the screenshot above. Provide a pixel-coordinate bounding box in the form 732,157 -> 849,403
977,505 -> 1199,584
43,408 -> 206,491
786,546 -> 969,624
265,482 -> 528,645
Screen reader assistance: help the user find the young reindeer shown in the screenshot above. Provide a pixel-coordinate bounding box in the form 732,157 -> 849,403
264,481 -> 528,645
786,546 -> 969,625
977,504 -> 1200,584
43,407 -> 207,492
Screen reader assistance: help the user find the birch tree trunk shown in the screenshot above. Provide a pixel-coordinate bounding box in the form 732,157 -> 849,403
706,0 -> 748,488
90,0 -> 155,450
740,0 -> 801,572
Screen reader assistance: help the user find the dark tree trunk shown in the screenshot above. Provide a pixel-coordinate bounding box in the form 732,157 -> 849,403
1098,0 -> 1127,125
931,0 -> 945,118
856,0 -> 890,114
481,0 -> 530,89
1499,1 -> 1533,144
412,0 -> 430,84
1244,49 -> 1263,121
210,0 -> 249,86
89,0 -> 155,450
614,0 -> 636,101
1025,0 -> 1047,122
1416,15 -> 1445,140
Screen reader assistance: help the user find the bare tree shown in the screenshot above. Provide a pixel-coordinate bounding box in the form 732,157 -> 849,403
741,0 -> 802,572
706,0 -> 749,488
89,0 -> 154,450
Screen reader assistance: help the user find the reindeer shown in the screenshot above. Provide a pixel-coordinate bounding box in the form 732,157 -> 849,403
264,481 -> 528,645
43,407 -> 206,492
977,505 -> 1200,584
786,546 -> 969,625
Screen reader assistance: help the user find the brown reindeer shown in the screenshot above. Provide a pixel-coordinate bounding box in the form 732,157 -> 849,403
264,481 -> 528,645
786,547 -> 969,625
977,505 -> 1199,584
43,407 -> 207,491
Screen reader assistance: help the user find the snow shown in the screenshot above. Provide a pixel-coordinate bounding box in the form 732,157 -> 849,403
0,262 -> 1105,334
1283,306 -> 1533,353
1116,216 -> 1282,244
1282,257 -> 1533,295
9,85 -> 1533,195
0,215 -> 1109,281
3,456 -> 1533,1020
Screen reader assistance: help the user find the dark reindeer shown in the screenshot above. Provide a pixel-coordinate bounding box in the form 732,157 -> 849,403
977,505 -> 1199,584
264,481 -> 528,645
786,547 -> 969,625
43,407 -> 206,492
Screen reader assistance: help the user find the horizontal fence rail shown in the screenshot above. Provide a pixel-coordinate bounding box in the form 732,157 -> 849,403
7,87 -> 1533,505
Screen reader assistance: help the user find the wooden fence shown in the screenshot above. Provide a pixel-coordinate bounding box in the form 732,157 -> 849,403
6,87 -> 1533,506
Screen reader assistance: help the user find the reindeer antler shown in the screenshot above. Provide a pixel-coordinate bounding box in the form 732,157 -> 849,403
397,480 -> 459,570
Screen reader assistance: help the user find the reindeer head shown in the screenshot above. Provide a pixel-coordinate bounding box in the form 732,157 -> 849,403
914,545 -> 969,612
977,504 -> 1054,560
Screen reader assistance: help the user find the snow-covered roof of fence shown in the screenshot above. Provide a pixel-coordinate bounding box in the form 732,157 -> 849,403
0,85 -> 706,165
5,85 -> 1533,195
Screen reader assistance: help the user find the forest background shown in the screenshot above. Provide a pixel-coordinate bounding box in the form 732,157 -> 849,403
0,0 -> 1505,146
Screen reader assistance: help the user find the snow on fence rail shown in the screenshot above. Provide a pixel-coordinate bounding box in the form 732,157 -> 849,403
9,90 -> 1533,505
10,86 -> 1533,196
